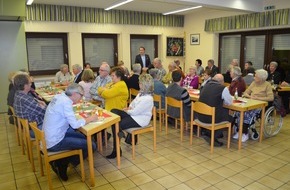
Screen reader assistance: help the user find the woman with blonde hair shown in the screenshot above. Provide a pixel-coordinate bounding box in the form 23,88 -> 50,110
106,74 -> 154,159
79,69 -> 95,101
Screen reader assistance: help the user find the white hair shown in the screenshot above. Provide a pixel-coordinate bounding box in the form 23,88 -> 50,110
255,69 -> 268,81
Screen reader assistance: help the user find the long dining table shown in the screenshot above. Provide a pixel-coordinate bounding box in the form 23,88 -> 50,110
188,89 -> 268,150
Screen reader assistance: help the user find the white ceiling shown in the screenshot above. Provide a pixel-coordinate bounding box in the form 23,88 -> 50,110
32,0 -> 265,15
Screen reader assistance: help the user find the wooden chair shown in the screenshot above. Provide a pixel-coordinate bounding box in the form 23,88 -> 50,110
190,101 -> 231,153
129,88 -> 139,103
29,122 -> 85,190
153,94 -> 165,131
165,97 -> 184,141
18,118 -> 36,172
124,107 -> 156,159
8,106 -> 21,147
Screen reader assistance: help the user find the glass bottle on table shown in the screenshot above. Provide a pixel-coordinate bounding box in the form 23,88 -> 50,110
234,88 -> 238,100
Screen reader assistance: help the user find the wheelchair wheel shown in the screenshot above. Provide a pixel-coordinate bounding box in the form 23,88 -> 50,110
264,106 -> 283,138
249,125 -> 259,140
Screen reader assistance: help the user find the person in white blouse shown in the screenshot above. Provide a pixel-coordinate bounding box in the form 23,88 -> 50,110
106,74 -> 154,159
42,83 -> 98,181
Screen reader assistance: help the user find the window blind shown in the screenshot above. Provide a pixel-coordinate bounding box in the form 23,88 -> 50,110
273,34 -> 290,50
244,35 -> 265,70
27,38 -> 64,71
83,38 -> 114,67
220,35 -> 241,73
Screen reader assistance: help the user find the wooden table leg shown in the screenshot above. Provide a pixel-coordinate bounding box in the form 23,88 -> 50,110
238,111 -> 244,150
115,122 -> 121,169
259,106 -> 266,142
87,135 -> 95,187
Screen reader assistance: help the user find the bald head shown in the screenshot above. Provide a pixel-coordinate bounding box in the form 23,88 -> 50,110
213,74 -> 224,85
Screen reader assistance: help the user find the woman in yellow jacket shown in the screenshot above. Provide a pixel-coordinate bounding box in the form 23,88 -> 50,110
98,67 -> 129,111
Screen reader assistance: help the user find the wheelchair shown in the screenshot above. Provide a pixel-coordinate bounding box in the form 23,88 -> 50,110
233,100 -> 284,140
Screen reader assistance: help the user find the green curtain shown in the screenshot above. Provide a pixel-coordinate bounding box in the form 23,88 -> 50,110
205,9 -> 290,32
26,4 -> 184,27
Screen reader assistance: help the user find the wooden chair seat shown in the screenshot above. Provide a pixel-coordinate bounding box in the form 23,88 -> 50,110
124,107 -> 156,159
190,101 -> 231,153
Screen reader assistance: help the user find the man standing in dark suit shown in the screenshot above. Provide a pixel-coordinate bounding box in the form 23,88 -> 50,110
205,59 -> 219,77
135,46 -> 151,73
72,64 -> 83,83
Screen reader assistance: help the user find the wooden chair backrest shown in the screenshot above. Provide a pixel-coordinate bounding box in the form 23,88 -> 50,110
29,122 -> 48,156
18,118 -> 31,139
129,88 -> 139,102
153,94 -> 162,109
191,101 -> 215,124
165,96 -> 183,119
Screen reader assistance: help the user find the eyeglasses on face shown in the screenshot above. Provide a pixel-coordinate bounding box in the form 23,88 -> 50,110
76,92 -> 84,97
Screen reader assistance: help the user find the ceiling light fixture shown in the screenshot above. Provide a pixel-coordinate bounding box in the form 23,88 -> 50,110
163,5 -> 202,15
26,0 -> 34,5
105,0 -> 134,11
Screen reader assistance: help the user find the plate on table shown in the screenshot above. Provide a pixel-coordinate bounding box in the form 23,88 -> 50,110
188,89 -> 200,95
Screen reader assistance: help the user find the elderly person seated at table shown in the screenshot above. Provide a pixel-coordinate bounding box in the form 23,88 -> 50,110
166,70 -> 191,124
127,64 -> 141,90
72,64 -> 83,84
106,74 -> 154,159
228,66 -> 246,97
79,69 -> 95,101
198,74 -> 233,147
267,61 -> 281,85
233,69 -> 274,142
149,68 -> 166,109
181,66 -> 199,89
224,59 -> 239,83
54,64 -> 72,85
43,83 -> 98,181
200,68 -> 212,90
98,67 -> 129,112
13,73 -> 47,137
162,62 -> 177,84
89,62 -> 112,105
151,58 -> 167,78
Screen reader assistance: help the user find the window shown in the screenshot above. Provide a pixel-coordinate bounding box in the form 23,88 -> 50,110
82,34 -> 118,71
244,35 -> 265,70
26,33 -> 68,75
220,35 -> 241,73
219,29 -> 290,73
130,35 -> 158,67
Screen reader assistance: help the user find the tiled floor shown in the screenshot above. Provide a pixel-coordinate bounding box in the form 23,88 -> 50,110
1,113 -> 290,190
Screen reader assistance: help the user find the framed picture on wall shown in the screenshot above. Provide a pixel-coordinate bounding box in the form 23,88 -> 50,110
190,34 -> 200,45
166,37 -> 184,56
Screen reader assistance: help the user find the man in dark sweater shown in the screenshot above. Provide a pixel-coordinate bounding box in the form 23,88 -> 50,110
198,74 -> 233,146
166,70 -> 191,123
